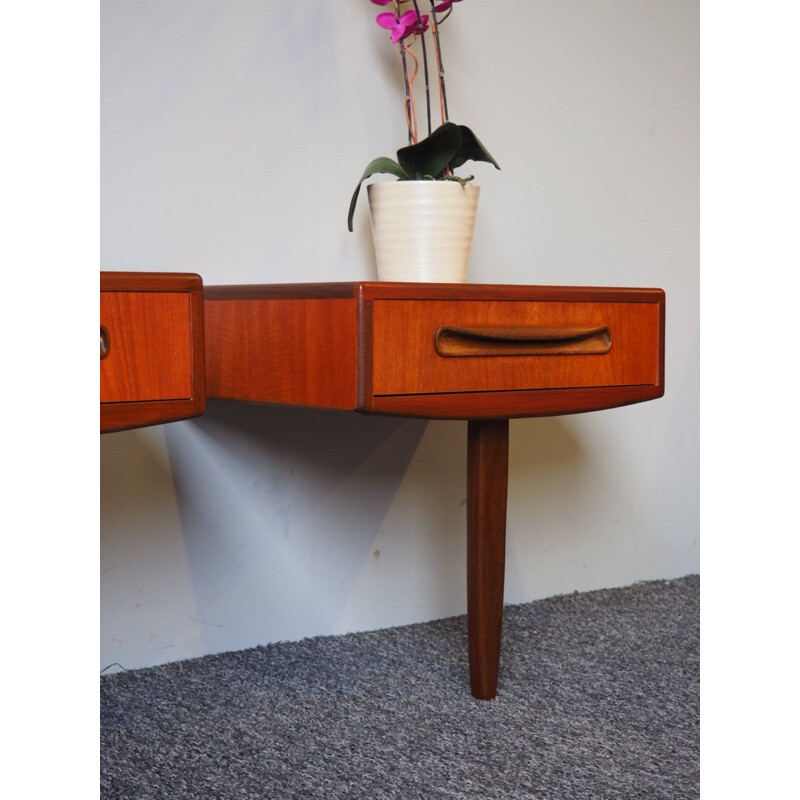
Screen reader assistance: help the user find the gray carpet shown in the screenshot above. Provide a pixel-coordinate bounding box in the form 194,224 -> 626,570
101,575 -> 699,799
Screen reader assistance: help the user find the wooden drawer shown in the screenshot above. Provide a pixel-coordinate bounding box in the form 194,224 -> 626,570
203,283 -> 664,421
371,299 -> 660,396
101,292 -> 193,402
100,272 -> 205,433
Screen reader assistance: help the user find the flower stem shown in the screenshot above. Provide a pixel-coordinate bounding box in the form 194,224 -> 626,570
403,42 -> 420,142
399,44 -> 415,144
411,0 -> 432,137
428,2 -> 449,123
396,3 -> 414,144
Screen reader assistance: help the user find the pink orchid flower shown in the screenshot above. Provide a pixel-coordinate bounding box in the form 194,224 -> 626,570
376,10 -> 428,43
434,0 -> 463,12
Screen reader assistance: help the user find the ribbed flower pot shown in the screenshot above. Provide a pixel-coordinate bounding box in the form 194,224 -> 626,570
367,181 -> 480,283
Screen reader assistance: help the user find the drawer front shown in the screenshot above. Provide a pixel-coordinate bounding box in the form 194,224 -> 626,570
101,291 -> 194,403
371,300 -> 660,396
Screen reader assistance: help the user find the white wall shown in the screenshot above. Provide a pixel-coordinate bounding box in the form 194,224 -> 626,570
101,0 -> 698,672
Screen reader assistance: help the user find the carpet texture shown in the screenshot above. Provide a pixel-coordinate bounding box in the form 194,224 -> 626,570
101,575 -> 699,799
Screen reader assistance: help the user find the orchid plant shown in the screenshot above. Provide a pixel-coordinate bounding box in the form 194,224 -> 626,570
348,0 -> 500,231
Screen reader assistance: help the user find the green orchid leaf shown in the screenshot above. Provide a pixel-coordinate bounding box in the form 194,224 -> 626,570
397,122 -> 462,179
448,125 -> 501,172
348,157 -> 409,232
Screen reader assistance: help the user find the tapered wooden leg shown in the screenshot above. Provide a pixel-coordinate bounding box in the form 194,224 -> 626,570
467,419 -> 509,700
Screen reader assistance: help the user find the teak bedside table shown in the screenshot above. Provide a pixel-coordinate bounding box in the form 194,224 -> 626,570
204,281 -> 665,699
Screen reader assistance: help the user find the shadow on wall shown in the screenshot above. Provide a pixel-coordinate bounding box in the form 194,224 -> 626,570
101,426 -> 181,522
101,426 -> 202,670
163,401 -> 428,648
101,406 -> 612,660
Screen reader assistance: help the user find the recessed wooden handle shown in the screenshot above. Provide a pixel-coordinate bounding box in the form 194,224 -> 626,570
434,325 -> 611,357
100,325 -> 110,360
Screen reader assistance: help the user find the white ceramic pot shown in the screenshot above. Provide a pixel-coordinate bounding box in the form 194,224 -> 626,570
367,181 -> 480,282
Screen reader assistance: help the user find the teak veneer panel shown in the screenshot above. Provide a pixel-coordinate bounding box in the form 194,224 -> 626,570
203,282 -> 661,303
100,292 -> 193,403
369,384 -> 663,420
204,298 -> 358,409
100,272 -> 205,433
370,300 -> 659,396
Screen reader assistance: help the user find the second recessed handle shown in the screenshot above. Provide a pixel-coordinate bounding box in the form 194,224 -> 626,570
434,325 -> 611,357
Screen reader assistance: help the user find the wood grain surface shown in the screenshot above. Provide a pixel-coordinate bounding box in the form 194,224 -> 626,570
370,300 -> 660,396
467,419 -> 509,700
100,272 -> 205,434
204,282 -> 664,304
101,272 -> 202,293
100,292 -> 193,403
357,282 -> 663,303
204,298 -> 358,409
369,384 -> 663,420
